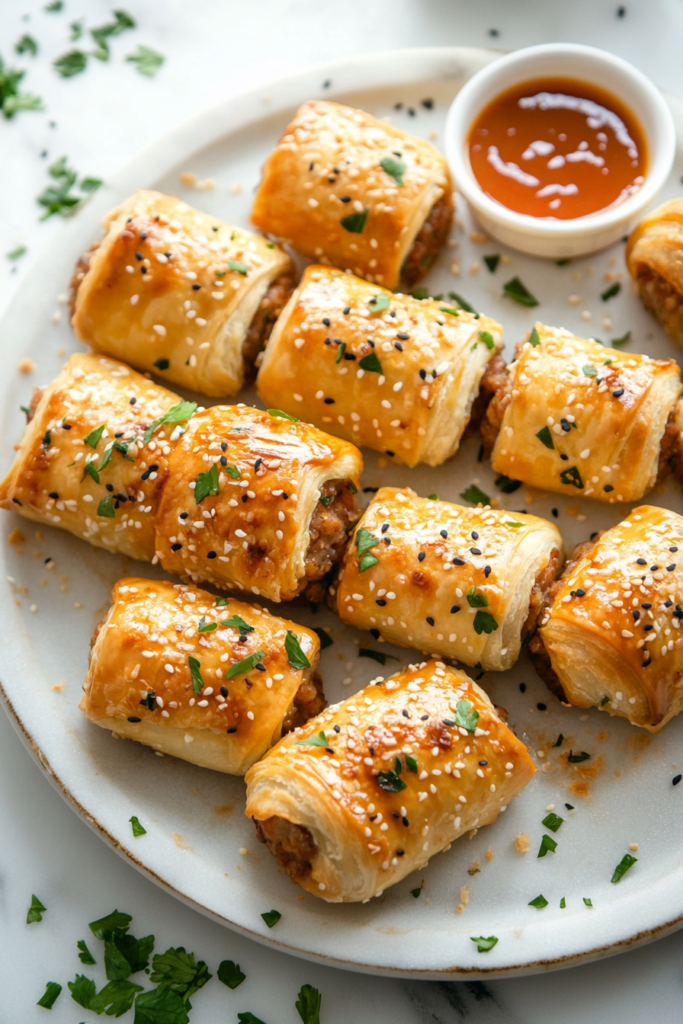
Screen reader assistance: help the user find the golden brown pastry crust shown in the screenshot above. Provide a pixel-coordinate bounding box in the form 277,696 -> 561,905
490,323 -> 682,503
82,578 -> 321,773
626,198 -> 683,347
257,265 -> 503,467
537,505 -> 683,732
334,487 -> 563,672
250,101 -> 453,289
245,659 -> 535,902
0,355 -> 363,600
71,190 -> 293,396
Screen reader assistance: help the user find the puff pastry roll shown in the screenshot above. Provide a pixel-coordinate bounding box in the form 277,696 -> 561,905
334,487 -> 563,672
251,101 -> 453,289
0,352 -> 181,561
484,323 -> 682,503
82,578 -> 323,773
626,198 -> 683,347
256,265 -> 504,467
531,505 -> 683,732
71,190 -> 294,397
0,355 -> 363,601
245,659 -> 535,902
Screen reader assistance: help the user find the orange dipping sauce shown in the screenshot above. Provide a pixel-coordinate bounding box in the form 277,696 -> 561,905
468,77 -> 648,220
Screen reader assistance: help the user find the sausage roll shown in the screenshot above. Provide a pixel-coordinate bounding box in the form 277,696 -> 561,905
626,198 -> 683,347
71,190 -> 294,397
0,352 -> 181,561
245,659 -> 535,902
82,578 -> 323,773
485,323 -> 682,503
250,101 -> 453,289
334,487 -> 563,672
0,355 -> 363,601
256,265 -> 504,467
531,505 -> 683,732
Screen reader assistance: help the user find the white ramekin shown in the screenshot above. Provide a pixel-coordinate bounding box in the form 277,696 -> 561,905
444,43 -> 676,259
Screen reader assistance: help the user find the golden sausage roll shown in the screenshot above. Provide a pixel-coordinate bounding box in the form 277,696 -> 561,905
485,323 -> 682,503
0,352 -> 180,561
531,505 -> 683,732
71,190 -> 293,397
256,265 -> 503,467
334,487 -> 563,672
250,101 -> 453,289
0,354 -> 363,602
626,198 -> 683,347
82,578 -> 323,773
245,659 -> 535,902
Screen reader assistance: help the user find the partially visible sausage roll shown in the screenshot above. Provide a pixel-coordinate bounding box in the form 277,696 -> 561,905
245,659 -> 535,902
486,323 -> 682,502
626,198 -> 683,347
531,505 -> 683,732
256,265 -> 503,467
334,487 -> 563,672
0,354 -> 363,602
71,190 -> 294,397
82,578 -> 323,773
251,101 -> 453,289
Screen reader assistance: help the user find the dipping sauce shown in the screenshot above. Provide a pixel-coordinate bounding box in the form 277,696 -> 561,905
468,77 -> 648,219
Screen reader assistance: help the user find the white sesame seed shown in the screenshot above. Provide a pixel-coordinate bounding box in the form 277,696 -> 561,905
153,324 -> 166,336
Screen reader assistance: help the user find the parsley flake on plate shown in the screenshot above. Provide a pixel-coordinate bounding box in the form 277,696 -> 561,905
26,893 -> 46,923
537,833 -> 558,858
261,909 -> 281,928
129,815 -> 147,837
285,630 -> 311,670
89,909 -> 132,939
238,1014 -> 269,1024
611,852 -> 638,883
583,897 -> 594,907
358,647 -> 397,665
542,812 -> 564,832
313,627 -> 333,649
448,291 -> 477,315
91,978 -> 143,1016
528,894 -> 548,909
503,276 -> 539,307
15,34 -> 38,56
67,973 -> 96,1009
0,56 -> 43,118
134,986 -> 189,1023
53,49 -> 89,77
567,750 -> 591,763
296,983 -> 322,1024
495,473 -> 521,493
484,254 -> 500,273
149,945 -> 212,999
601,281 -> 621,301
77,939 -> 96,965
6,245 -> 27,260
470,935 -> 498,953
217,959 -> 246,989
460,483 -> 490,506
37,981 -> 62,1009
126,45 -> 165,77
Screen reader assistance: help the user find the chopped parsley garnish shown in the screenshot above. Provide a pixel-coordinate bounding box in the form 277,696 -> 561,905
90,10 -> 136,61
410,287 -> 431,300
261,910 -> 281,928
600,695 -> 611,706
84,423 -> 105,448
70,19 -> 83,40
91,979 -> 143,1016
16,34 -> 38,57
267,408 -> 299,422
68,973 -> 97,1009
358,648 -> 397,665
376,756 -> 408,792
194,463 -> 219,503
188,655 -> 204,693
427,493 -> 438,500
143,399 -> 197,443
97,495 -> 116,518
285,630 -> 311,670
611,853 -> 637,883
42,429 -> 51,448
470,936 -> 498,953
556,257 -> 571,265
448,291 -> 477,314
542,812 -> 564,832
582,364 -> 597,377
528,894 -> 548,908
478,329 -> 495,350
197,616 -> 217,633
77,939 -> 96,965
149,945 -> 212,999
453,698 -> 479,732
560,466 -> 583,489
528,326 -> 540,347
611,331 -> 631,347
554,733 -> 564,747
474,610 -> 498,634
583,897 -> 594,907
503,276 -> 539,307
356,527 -> 380,571
36,156 -> 101,219
406,754 -> 418,772
27,894 -> 46,924
460,484 -> 490,505
222,614 -> 253,634
37,981 -> 62,1008
82,460 -> 101,484
133,986 -> 189,1022
153,358 -> 170,370
89,910 -> 132,938
495,473 -> 521,493
99,439 -> 134,471
537,834 -> 558,857
104,929 -> 154,979
296,983 -> 322,1024
560,897 -> 566,908
44,1 -> 63,9
467,586 -> 488,608
439,305 -> 459,316
341,208 -> 368,233
567,750 -> 590,763
368,291 -> 390,313
126,45 -> 165,77
217,960 -> 246,989
506,520 -> 523,528
380,156 -> 406,185
536,425 -> 554,449
296,730 -> 329,747
7,245 -> 27,260
227,259 -> 249,275
225,650 -> 266,679
484,254 -> 500,272
129,815 -> 147,837
335,341 -> 346,363
411,884 -> 423,898
54,49 -> 89,77
358,350 -> 383,373
601,282 -> 621,301
313,627 -> 333,649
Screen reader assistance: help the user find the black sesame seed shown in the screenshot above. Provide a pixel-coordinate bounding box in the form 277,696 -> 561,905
385,451 -> 395,457
129,397 -> 137,405
376,599 -> 387,606
674,774 -> 682,786
402,816 -> 409,827
381,523 -> 389,533
471,531 -> 479,540
140,266 -> 147,273
392,811 -> 400,819
369,814 -> 377,822
344,352 -> 356,360
397,332 -> 410,340
636,558 -> 647,565
383,534 -> 391,544
420,714 -> 428,721
343,306 -> 350,315
106,483 -> 114,492
135,252 -> 143,260
665,599 -> 673,608
254,457 -> 262,471
192,283 -> 201,290
551,507 -> 558,518
418,551 -> 426,562
453,557 -> 465,565
643,624 -> 653,632
171,543 -> 182,551
256,662 -> 266,671
220,686 -> 228,697
470,547 -> 481,555
520,683 -> 526,693
221,441 -> 227,451
333,724 -> 340,733
440,529 -> 448,539
484,566 -> 491,578
49,491 -> 58,499
642,656 -> 651,668
282,493 -> 289,500
642,602 -> 652,609
537,702 -> 547,711
419,369 -> 427,380
450,605 -> 460,614
127,716 -> 141,723
220,455 -> 227,467
207,551 -> 217,559
668,564 -> 677,572
114,431 -> 124,438
671,546 -> 678,553
322,317 -> 331,326
340,195 -> 351,203
370,628 -> 380,639
478,759 -> 488,766
426,616 -> 434,626
241,494 -> 248,503
396,849 -> 405,856
394,341 -> 403,351
227,727 -> 237,734
651,565 -> 659,571
402,709 -> 410,718
180,511 -> 189,519
575,588 -> 585,597
324,397 -> 335,404
560,418 -> 571,432
560,453 -> 568,460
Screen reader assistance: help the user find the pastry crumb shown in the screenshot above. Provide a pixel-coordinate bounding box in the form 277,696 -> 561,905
239,847 -> 249,856
18,358 -> 34,373
467,859 -> 480,875
469,231 -> 488,243
52,680 -> 65,692
485,846 -> 494,861
7,527 -> 25,545
629,843 -> 639,851
450,258 -> 460,277
230,182 -> 243,194
515,832 -> 531,853
180,172 -> 196,185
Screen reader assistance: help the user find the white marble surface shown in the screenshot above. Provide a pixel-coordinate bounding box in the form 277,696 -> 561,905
3,1 -> 683,1020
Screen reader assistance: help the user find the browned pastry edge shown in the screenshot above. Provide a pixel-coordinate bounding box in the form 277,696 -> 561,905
400,191 -> 454,287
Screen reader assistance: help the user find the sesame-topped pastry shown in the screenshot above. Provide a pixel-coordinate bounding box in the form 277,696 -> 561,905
71,190 -> 294,397
0,354 -> 363,601
256,266 -> 504,467
82,578 -> 323,774
483,323 -> 682,503
530,505 -> 683,732
626,198 -> 683,348
334,487 -> 563,672
250,101 -> 453,289
245,659 -> 535,902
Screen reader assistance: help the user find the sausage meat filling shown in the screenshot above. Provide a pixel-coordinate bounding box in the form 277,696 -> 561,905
635,265 -> 683,348
400,191 -> 454,287
253,815 -> 317,884
303,480 -> 358,599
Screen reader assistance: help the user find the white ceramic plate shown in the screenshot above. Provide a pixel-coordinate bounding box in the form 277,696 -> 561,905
3,47 -> 683,980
